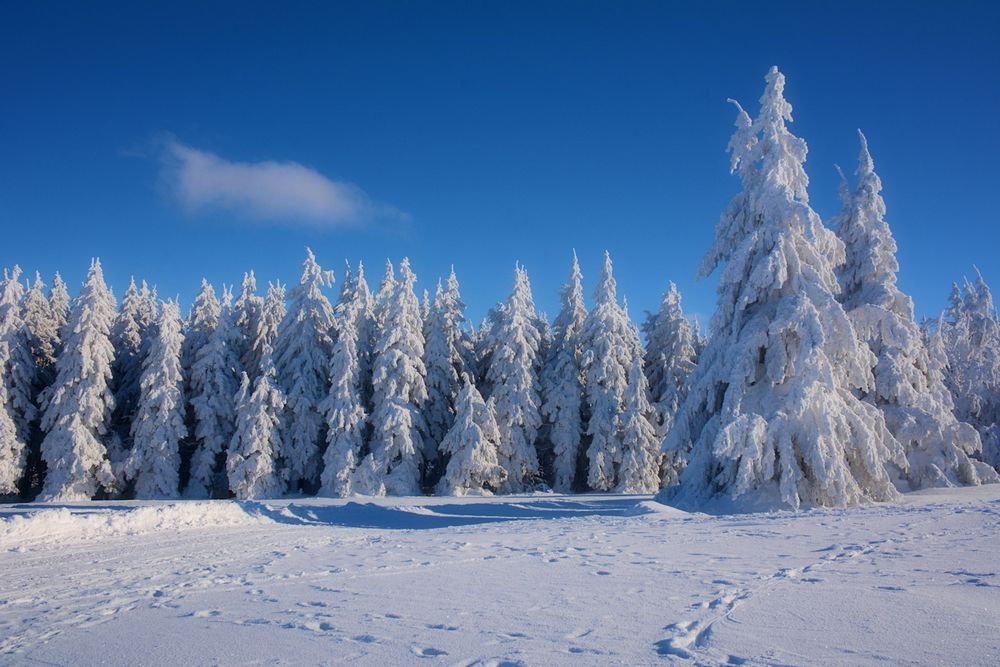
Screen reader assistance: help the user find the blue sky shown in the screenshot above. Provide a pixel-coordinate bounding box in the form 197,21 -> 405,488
2,1 -> 998,327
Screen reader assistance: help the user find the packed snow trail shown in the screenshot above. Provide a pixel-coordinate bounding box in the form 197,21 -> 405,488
1,489 -> 999,666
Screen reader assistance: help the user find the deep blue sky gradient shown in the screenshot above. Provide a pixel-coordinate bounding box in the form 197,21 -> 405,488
2,1 -> 998,327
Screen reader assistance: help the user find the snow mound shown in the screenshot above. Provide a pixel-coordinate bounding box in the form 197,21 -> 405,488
0,502 -> 273,549
625,499 -> 690,518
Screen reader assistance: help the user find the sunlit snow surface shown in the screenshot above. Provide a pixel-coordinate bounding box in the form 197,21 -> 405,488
2,487 -> 998,665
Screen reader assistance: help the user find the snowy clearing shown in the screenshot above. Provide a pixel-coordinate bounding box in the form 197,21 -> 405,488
2,487 -> 999,666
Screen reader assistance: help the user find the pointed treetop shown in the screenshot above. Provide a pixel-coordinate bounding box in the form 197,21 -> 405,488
594,251 -> 617,306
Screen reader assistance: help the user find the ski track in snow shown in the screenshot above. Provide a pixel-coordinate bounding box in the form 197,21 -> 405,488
1,489 -> 999,666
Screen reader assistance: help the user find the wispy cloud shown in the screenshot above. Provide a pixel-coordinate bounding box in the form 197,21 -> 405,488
160,140 -> 404,228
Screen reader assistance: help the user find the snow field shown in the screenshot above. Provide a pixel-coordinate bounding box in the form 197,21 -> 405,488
1,487 -> 998,665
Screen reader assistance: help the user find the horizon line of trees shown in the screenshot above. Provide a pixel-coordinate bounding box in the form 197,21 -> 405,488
2,67 -> 999,508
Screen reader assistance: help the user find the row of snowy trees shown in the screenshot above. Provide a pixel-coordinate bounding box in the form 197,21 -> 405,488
0,246 -> 698,501
1,67 -> 998,508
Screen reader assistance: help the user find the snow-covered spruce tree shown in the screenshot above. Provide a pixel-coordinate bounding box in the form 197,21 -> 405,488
485,265 -> 543,493
187,288 -> 242,498
938,275 -> 1000,470
234,271 -> 265,382
423,270 -> 470,480
642,281 -> 698,487
1,267 -> 36,448
245,281 -> 286,381
21,274 -> 60,398
579,252 -> 644,491
0,267 -> 29,494
437,377 -> 507,495
182,280 -> 221,377
357,258 -> 428,495
108,278 -> 152,467
540,252 -> 587,492
122,300 -> 186,499
49,272 -> 70,341
274,249 -> 335,493
664,68 -> 904,510
618,355 -> 661,493
319,268 -> 368,496
350,261 -> 377,418
835,132 -> 996,488
39,260 -> 118,501
18,273 -> 62,495
227,346 -> 285,500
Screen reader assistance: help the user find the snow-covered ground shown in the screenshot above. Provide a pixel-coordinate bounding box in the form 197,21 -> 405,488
2,487 -> 999,666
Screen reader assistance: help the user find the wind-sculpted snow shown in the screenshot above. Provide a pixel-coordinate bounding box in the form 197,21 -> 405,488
1,488 -> 998,665
0,501 -> 273,548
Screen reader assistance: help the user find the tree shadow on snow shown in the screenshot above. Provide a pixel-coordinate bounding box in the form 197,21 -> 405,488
242,496 -> 641,530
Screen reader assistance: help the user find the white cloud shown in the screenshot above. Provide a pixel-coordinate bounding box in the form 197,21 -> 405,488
161,140 -> 403,228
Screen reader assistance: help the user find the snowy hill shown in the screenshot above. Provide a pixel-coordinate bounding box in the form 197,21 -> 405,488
2,487 -> 998,665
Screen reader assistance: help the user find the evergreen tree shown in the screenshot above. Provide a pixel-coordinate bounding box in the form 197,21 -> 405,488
580,253 -> 641,491
437,377 -> 507,495
540,253 -> 587,492
19,273 -> 62,495
39,260 -> 118,500
227,347 -> 285,499
642,282 -> 698,486
242,281 -> 286,383
49,272 -> 70,341
618,355 -> 661,493
123,300 -> 186,498
937,274 -> 1000,470
485,265 -> 543,492
108,278 -> 151,467
423,269 -> 470,480
836,132 -> 996,488
187,288 -> 242,498
319,268 -> 368,496
665,68 -> 904,510
0,267 -> 29,494
274,249 -> 335,493
1,267 -> 36,446
182,280 -> 221,376
234,271 -> 264,382
359,258 -> 428,495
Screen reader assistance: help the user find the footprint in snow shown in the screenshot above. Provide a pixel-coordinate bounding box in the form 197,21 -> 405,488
411,646 -> 448,658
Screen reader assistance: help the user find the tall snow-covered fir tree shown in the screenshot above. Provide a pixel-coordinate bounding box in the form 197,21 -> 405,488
274,249 -> 335,493
234,271 -> 264,382
21,273 -> 60,400
108,278 -> 160,468
319,266 -> 369,497
227,346 -> 285,500
423,269 -> 470,480
240,281 -> 286,383
835,131 -> 996,489
437,377 -> 507,496
357,258 -> 428,495
181,280 -> 221,379
580,253 -> 644,491
540,253 -> 587,492
485,265 -> 543,492
0,267 -> 30,494
187,288 -> 242,498
17,273 -> 62,495
39,260 -> 118,501
618,355 -> 661,493
937,275 -> 1000,470
642,281 -> 698,487
49,272 -> 70,341
1,267 -> 37,449
664,68 -> 904,510
123,300 -> 187,499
